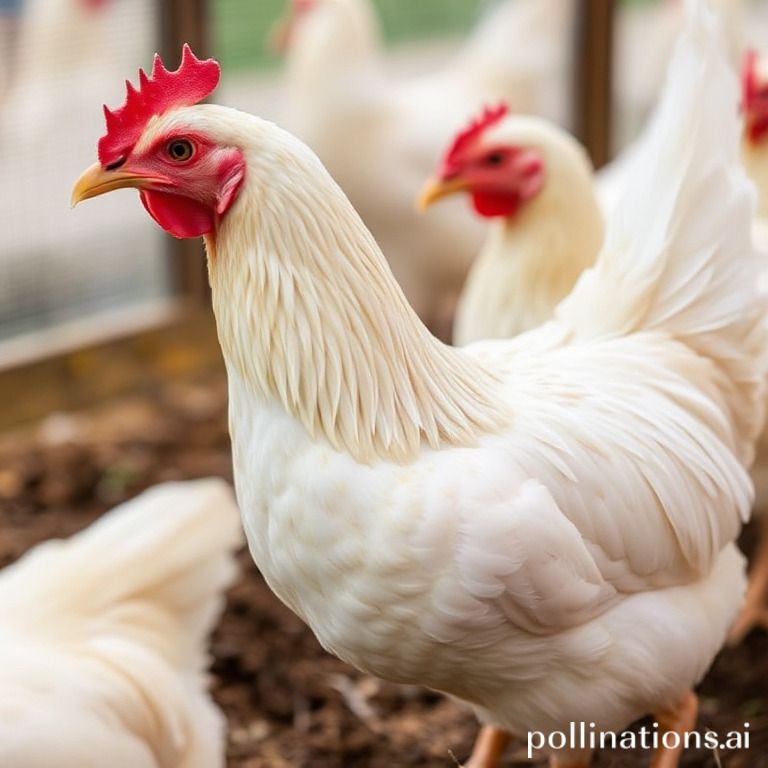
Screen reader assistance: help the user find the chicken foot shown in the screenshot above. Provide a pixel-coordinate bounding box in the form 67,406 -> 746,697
650,692 -> 698,768
463,726 -> 511,768
728,516 -> 768,644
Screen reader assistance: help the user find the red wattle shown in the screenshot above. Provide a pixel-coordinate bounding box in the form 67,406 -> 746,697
140,190 -> 214,239
471,191 -> 522,218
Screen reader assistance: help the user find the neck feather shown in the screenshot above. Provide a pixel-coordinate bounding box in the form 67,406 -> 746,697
207,139 -> 506,463
456,162 -> 604,345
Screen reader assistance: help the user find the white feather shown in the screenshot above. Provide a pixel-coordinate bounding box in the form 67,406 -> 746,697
0,479 -> 242,768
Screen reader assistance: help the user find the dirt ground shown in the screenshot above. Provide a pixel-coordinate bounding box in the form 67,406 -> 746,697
0,372 -> 766,768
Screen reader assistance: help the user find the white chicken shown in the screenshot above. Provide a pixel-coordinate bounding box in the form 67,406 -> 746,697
419,106 -> 603,345
277,0 -> 574,339
727,48 -> 768,643
72,5 -> 766,767
0,479 -> 242,768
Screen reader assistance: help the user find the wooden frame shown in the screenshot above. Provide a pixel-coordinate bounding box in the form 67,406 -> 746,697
0,310 -> 223,430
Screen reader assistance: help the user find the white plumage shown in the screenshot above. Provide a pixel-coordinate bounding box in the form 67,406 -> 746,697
0,479 -> 242,768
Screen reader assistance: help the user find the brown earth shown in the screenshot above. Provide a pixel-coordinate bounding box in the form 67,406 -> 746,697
0,372 -> 765,768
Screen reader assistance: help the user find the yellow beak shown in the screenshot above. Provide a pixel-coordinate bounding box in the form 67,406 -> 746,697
70,162 -> 155,207
416,176 -> 470,211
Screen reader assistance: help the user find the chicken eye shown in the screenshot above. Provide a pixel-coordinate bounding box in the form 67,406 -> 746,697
167,139 -> 195,162
485,151 -> 505,166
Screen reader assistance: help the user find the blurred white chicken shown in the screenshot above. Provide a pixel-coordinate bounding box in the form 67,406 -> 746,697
0,479 -> 242,768
72,3 -> 767,765
728,48 -> 768,643
419,107 -> 603,345
277,0 -> 574,339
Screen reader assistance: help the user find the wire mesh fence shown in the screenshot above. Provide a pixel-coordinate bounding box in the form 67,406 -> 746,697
0,0 -> 165,355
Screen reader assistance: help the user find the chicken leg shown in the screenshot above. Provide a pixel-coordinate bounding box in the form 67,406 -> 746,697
463,726 -> 511,768
650,692 -> 698,768
728,517 -> 768,645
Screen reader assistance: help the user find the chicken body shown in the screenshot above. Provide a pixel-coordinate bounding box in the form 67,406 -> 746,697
228,338 -> 746,758
214,7 -> 761,760
0,479 -> 242,768
73,5 -> 766,763
281,0 -> 574,338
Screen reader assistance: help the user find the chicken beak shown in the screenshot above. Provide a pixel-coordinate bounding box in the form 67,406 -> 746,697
70,162 -> 155,207
416,177 -> 470,211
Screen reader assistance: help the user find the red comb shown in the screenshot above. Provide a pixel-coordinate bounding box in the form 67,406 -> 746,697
98,44 -> 221,167
742,50 -> 768,144
440,104 -> 510,176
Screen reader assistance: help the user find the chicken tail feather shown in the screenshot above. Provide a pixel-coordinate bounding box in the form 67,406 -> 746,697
557,0 -> 768,464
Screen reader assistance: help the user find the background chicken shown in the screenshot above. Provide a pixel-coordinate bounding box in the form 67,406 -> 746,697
278,0 -> 574,339
72,3 -> 767,764
727,48 -> 768,643
419,106 -> 603,345
0,478 -> 242,768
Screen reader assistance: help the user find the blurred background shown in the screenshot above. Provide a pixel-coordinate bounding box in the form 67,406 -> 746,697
0,0 -> 766,423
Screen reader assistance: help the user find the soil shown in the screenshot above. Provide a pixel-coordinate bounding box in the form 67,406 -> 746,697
0,371 -> 766,768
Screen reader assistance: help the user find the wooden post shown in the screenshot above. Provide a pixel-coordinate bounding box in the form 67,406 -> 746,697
573,0 -> 614,169
159,0 -> 211,303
